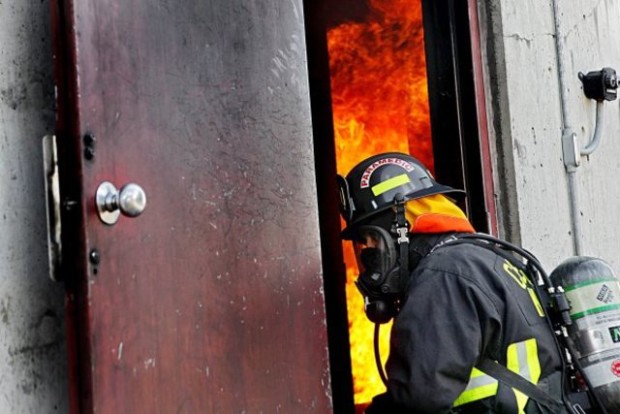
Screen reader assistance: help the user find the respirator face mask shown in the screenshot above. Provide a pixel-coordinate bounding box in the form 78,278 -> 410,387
353,225 -> 402,324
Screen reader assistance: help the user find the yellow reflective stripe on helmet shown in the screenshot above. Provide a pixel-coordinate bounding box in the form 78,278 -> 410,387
453,368 -> 498,407
371,174 -> 411,196
453,338 -> 541,410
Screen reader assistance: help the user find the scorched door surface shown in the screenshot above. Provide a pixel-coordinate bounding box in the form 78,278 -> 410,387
51,1 -> 332,413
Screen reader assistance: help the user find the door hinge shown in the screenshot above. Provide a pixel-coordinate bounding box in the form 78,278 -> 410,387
42,135 -> 62,281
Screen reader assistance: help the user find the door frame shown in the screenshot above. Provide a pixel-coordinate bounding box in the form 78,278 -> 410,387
304,0 -> 497,411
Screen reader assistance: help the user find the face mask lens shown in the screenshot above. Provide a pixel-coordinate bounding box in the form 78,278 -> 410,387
352,226 -> 396,285
359,248 -> 382,274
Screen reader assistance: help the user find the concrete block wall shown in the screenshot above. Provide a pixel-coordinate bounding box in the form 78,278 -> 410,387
480,0 -> 620,273
0,1 -> 69,413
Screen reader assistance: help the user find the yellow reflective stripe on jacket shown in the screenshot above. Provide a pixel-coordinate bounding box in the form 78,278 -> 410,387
507,338 -> 542,412
453,338 -> 541,411
453,367 -> 498,407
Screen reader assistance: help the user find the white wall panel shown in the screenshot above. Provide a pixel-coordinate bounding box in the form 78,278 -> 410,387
481,0 -> 620,272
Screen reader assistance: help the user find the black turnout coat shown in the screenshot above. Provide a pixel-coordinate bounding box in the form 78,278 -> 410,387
366,234 -> 565,414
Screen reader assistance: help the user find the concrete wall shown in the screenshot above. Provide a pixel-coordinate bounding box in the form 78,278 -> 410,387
0,1 -> 69,413
479,0 -> 620,273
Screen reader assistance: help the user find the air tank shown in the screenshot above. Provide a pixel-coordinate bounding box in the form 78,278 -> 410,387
550,256 -> 620,412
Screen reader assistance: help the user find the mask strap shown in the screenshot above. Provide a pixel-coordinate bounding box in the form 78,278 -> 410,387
393,193 -> 409,288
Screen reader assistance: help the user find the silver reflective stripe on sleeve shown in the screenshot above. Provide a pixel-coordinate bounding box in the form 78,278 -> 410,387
453,368 -> 499,406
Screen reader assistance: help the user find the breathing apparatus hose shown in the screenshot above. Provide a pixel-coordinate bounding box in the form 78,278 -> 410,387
528,266 -> 583,414
374,323 -> 389,387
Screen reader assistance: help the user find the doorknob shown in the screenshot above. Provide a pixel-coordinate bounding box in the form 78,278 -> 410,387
96,181 -> 147,225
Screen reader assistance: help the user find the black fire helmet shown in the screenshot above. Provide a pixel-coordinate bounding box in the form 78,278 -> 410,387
337,152 -> 465,240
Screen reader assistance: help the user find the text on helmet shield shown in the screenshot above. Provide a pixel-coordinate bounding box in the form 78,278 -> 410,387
359,158 -> 415,188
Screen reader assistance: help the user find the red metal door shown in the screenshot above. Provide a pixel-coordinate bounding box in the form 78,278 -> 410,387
50,1 -> 332,413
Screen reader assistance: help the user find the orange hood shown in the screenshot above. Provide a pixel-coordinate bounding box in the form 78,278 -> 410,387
405,194 -> 475,234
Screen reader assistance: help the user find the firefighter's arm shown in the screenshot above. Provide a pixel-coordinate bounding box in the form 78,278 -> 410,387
367,268 -> 502,413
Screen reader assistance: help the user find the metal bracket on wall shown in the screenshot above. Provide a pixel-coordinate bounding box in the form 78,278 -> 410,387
42,135 -> 62,281
561,128 -> 580,173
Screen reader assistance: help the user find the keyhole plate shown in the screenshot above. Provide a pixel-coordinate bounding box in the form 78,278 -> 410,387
96,181 -> 121,225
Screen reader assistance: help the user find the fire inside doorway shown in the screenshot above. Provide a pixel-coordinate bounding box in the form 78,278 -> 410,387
328,0 -> 433,407
304,0 -> 493,412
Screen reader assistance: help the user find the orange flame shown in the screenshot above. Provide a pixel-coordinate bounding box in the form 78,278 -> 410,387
327,0 -> 433,406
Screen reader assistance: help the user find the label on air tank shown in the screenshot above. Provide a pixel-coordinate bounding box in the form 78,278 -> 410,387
581,356 -> 620,388
565,279 -> 620,319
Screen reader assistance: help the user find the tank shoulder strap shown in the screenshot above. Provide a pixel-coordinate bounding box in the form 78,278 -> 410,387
476,358 -> 566,412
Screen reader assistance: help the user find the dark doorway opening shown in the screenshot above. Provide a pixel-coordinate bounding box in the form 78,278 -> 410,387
303,0 -> 489,412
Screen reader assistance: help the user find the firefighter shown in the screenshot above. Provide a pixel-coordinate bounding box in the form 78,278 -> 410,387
337,152 -> 572,414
